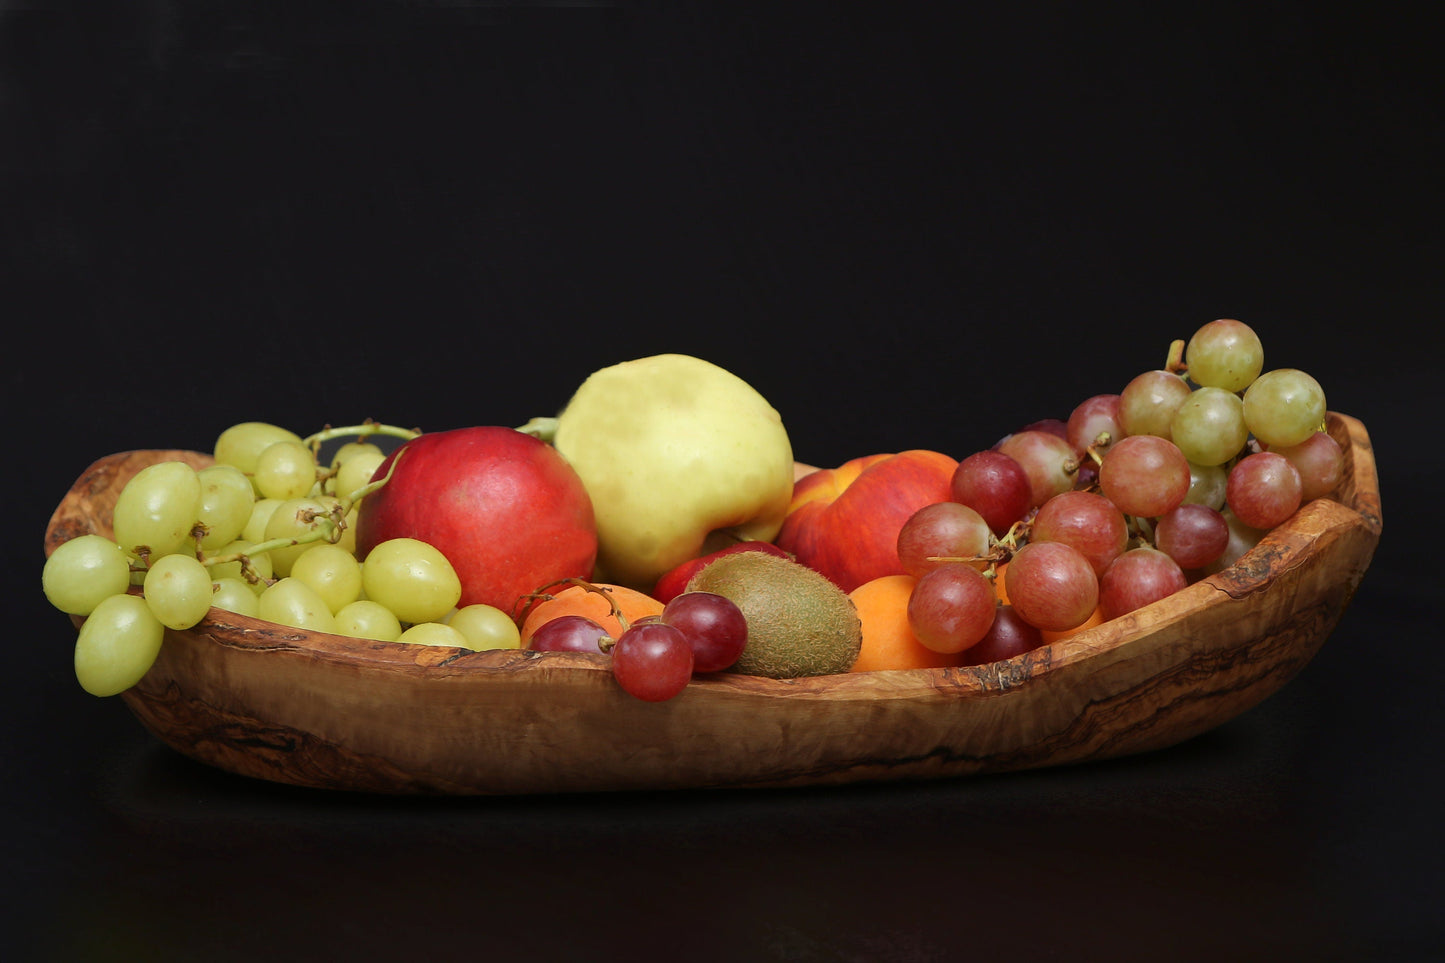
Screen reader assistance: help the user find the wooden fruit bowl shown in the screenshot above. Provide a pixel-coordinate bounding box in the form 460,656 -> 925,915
45,413 -> 1381,795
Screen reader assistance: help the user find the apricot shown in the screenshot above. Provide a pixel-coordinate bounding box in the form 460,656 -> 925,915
848,574 -> 963,672
518,582 -> 665,647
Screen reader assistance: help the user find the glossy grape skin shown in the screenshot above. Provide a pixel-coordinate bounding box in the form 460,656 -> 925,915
1118,370 -> 1191,439
1066,394 -> 1123,453
359,537 -> 462,625
959,603 -> 1044,667
43,534 -> 133,616
1029,490 -> 1129,577
661,591 -> 747,673
1098,547 -> 1188,620
950,450 -> 1033,535
398,622 -> 472,649
259,578 -> 339,633
896,502 -> 992,577
1004,541 -> 1099,633
214,421 -> 305,485
528,614 -> 611,653
334,600 -> 404,642
448,604 -> 523,650
1153,503 -> 1230,570
1242,368 -> 1327,448
74,593 -> 166,697
142,553 -> 215,630
196,465 -> 255,551
906,563 -> 998,653
1184,318 -> 1264,392
1097,434 -> 1192,518
1272,430 -> 1344,502
1169,386 -> 1249,467
611,622 -> 694,701
1226,452 -> 1303,529
1182,461 -> 1229,510
996,430 -> 1078,509
112,461 -> 203,560
211,577 -> 261,618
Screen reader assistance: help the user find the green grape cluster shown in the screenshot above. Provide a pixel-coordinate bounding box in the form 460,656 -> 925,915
43,420 -> 523,698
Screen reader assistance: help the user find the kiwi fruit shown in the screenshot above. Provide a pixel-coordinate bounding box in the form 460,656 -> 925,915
685,551 -> 862,678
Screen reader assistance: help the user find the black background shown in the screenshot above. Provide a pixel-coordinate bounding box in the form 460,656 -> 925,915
5,2 -> 1440,960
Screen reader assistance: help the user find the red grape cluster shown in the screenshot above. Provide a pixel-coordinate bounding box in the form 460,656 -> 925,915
529,590 -> 748,701
897,319 -> 1343,664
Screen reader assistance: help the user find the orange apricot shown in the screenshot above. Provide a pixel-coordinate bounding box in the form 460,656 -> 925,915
519,582 -> 665,647
848,574 -> 963,672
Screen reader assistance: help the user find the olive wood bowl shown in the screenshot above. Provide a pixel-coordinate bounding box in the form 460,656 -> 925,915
45,413 -> 1381,795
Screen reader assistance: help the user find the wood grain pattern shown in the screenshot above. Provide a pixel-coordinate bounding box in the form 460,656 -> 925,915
44,414 -> 1381,795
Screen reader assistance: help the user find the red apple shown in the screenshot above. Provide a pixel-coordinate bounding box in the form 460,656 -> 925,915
354,427 -> 597,617
650,541 -> 793,604
774,450 -> 958,593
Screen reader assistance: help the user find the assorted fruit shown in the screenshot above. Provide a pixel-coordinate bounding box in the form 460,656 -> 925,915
43,320 -> 1344,704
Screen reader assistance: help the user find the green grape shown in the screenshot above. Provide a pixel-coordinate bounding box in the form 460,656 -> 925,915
243,498 -> 283,544
334,449 -> 386,500
205,539 -> 273,592
1169,386 -> 1249,466
398,622 -> 470,649
334,600 -> 403,642
1182,461 -> 1229,510
43,534 -> 133,616
289,543 -> 363,614
258,578 -> 338,633
74,593 -> 165,697
448,604 -> 523,650
196,464 -> 255,551
329,440 -> 384,469
360,537 -> 462,625
1184,319 -> 1264,392
214,421 -> 304,486
211,577 -> 260,618
1118,369 -> 1191,439
262,496 -> 335,576
254,440 -> 319,501
143,553 -> 215,630
1243,368 -> 1327,448
112,461 -> 202,559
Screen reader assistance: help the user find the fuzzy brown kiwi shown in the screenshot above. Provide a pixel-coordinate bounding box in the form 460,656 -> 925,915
684,551 -> 862,678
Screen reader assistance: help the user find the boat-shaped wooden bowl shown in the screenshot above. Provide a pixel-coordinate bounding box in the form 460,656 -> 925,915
45,413 -> 1381,795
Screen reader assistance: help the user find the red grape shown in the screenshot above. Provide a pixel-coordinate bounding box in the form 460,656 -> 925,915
959,603 -> 1044,666
996,430 -> 1079,508
1097,434 -> 1191,518
1271,430 -> 1344,502
1098,547 -> 1188,620
1066,393 -> 1122,453
611,622 -> 695,701
528,614 -> 611,653
1004,540 -> 1099,632
1226,451 -> 1303,529
1029,490 -> 1129,577
661,591 -> 747,673
1118,369 -> 1191,438
896,502 -> 991,578
950,450 -> 1033,535
1153,503 -> 1230,570
906,563 -> 998,653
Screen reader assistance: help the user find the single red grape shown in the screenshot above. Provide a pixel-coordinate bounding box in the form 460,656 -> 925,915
1098,547 -> 1188,620
959,603 -> 1044,666
951,450 -> 1033,535
906,563 -> 998,654
1226,451 -> 1303,529
1029,490 -> 1129,577
896,502 -> 991,578
661,591 -> 748,673
1004,540 -> 1099,632
1098,434 -> 1191,518
611,622 -> 694,702
528,614 -> 611,653
1153,503 -> 1230,570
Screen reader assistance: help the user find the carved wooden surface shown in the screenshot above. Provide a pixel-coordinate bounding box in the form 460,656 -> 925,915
45,414 -> 1381,795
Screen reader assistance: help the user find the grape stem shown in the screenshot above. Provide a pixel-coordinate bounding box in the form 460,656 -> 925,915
301,421 -> 423,451
1165,338 -> 1187,375
512,577 -> 630,640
